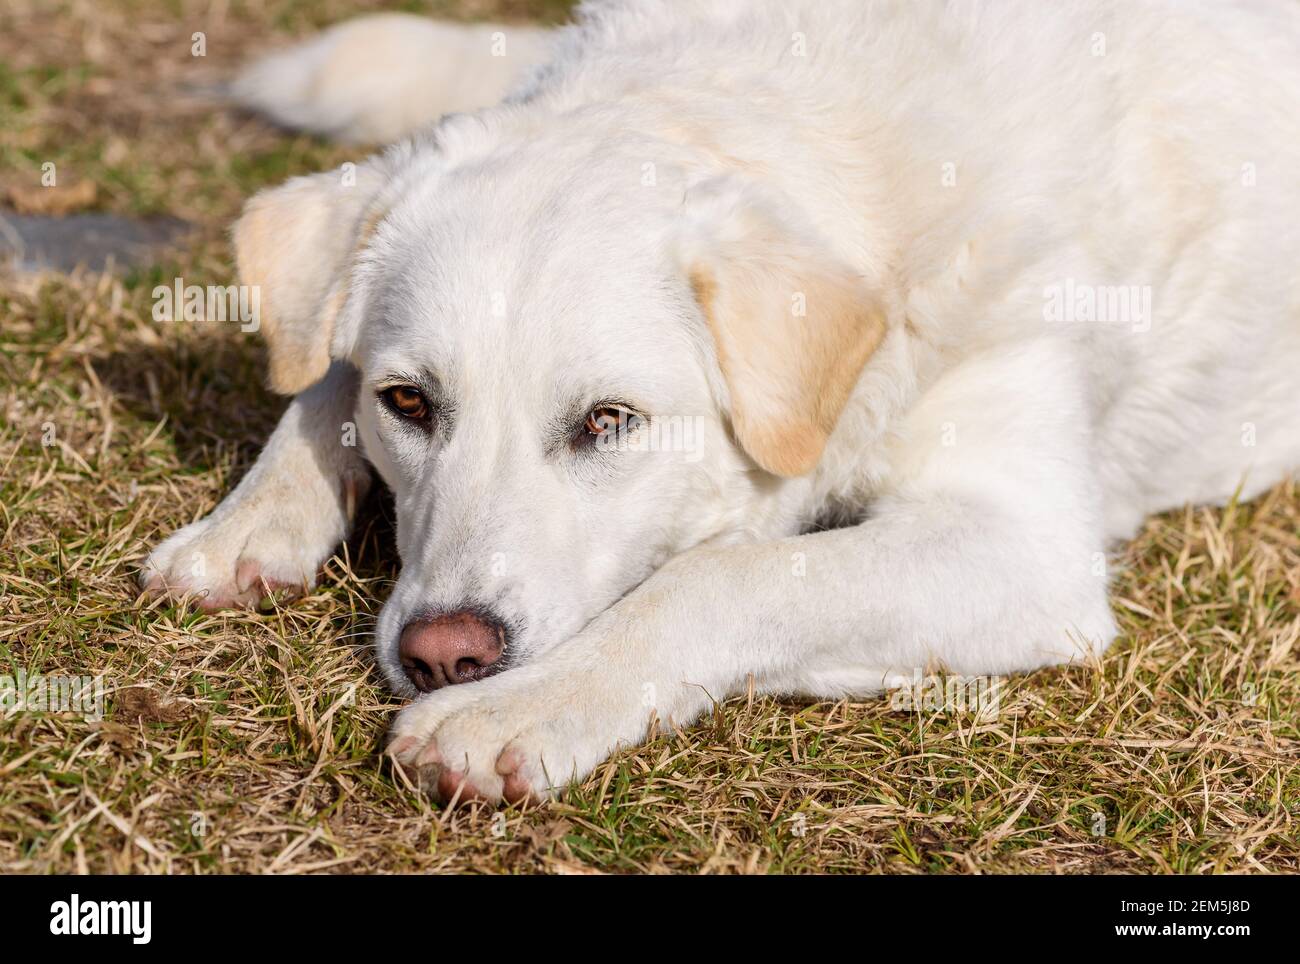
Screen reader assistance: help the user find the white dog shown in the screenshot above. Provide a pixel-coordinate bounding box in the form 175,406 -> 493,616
142,0 -> 1300,804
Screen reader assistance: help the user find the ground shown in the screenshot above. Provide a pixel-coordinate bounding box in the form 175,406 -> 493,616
0,0 -> 1297,875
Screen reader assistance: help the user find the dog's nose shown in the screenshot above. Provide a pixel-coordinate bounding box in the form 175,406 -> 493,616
399,612 -> 505,692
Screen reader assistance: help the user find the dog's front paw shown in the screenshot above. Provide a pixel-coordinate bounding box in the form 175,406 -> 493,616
139,474 -> 363,610
387,666 -> 652,805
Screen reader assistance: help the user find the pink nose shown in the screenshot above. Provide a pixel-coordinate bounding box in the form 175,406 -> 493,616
399,612 -> 505,692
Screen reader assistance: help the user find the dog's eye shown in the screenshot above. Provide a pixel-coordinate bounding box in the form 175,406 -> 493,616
381,385 -> 430,421
585,405 -> 642,438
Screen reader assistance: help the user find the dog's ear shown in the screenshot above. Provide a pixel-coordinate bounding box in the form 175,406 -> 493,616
681,178 -> 889,477
233,162 -> 390,394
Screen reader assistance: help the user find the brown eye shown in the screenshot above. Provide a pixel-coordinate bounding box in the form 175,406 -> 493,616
382,385 -> 429,420
585,405 -> 642,438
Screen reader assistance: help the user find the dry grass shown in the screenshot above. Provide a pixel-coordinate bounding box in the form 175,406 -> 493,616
1,0 -> 1298,875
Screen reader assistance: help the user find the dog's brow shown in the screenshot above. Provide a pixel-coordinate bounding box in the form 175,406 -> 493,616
377,370 -> 440,394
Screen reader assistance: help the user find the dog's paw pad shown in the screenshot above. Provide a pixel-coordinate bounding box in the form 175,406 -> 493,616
496,748 -> 540,805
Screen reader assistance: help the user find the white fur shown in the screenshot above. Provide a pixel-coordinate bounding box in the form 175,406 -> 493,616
229,14 -> 552,144
146,0 -> 1300,802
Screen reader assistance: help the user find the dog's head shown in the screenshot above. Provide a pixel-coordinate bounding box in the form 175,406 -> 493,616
234,119 -> 889,695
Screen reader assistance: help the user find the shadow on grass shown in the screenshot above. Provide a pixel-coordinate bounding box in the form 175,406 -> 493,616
94,336 -> 278,467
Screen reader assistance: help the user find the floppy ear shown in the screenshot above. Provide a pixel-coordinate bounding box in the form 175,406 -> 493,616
233,162 -> 390,394
681,179 -> 889,477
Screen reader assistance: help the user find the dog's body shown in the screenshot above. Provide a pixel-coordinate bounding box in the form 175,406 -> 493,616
143,0 -> 1300,802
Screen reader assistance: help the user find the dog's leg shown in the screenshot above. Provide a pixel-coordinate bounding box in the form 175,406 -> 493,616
140,362 -> 370,610
387,342 -> 1119,803
229,14 -> 554,144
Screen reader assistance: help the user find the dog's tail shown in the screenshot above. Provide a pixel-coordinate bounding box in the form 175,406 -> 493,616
227,13 -> 553,144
